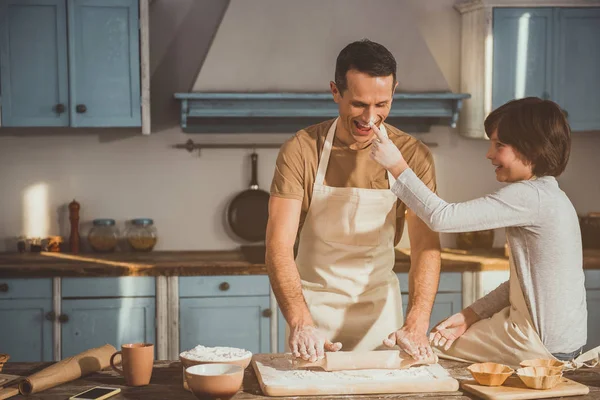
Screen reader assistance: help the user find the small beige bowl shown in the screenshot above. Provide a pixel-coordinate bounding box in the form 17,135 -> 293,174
517,366 -> 563,390
467,362 -> 514,386
185,364 -> 243,400
520,358 -> 565,371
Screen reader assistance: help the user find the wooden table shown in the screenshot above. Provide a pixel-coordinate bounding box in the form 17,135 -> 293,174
3,359 -> 600,399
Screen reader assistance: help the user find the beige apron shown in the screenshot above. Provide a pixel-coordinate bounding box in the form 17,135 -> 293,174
436,250 -> 600,369
286,118 -> 403,351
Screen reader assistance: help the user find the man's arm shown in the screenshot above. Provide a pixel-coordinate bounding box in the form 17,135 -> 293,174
265,196 -> 312,328
266,196 -> 342,360
384,209 -> 441,359
405,209 -> 441,332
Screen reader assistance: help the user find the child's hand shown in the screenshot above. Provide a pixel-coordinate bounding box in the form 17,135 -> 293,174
429,307 -> 481,351
369,122 -> 408,178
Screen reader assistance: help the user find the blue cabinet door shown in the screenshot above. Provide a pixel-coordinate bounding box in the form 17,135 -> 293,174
492,8 -> 553,110
0,0 -> 69,126
61,298 -> 155,358
0,299 -> 53,361
180,296 -> 271,355
586,289 -> 600,352
67,0 -> 140,127
553,8 -> 600,131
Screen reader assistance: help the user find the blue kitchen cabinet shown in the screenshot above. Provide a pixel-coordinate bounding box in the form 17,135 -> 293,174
0,279 -> 53,361
0,0 -> 141,127
67,0 -> 140,127
180,296 -> 271,355
0,0 -> 69,126
179,276 -> 271,355
492,7 -> 600,131
61,298 -> 155,358
492,8 -> 553,111
61,277 -> 155,358
553,8 -> 600,132
585,270 -> 600,351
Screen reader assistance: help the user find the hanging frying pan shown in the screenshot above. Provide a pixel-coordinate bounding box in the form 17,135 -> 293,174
226,151 -> 270,243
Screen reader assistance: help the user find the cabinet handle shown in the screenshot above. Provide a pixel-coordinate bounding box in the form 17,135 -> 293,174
262,309 -> 272,318
55,104 -> 66,114
219,282 -> 230,291
58,314 -> 69,323
45,311 -> 56,321
562,108 -> 569,118
0,283 -> 8,293
76,104 -> 87,113
542,91 -> 550,100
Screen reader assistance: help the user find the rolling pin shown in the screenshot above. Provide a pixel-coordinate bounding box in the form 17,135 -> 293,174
293,350 -> 438,371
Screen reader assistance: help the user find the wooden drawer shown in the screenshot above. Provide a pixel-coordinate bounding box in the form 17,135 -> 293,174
179,276 -> 270,298
0,278 -> 52,299
397,272 -> 462,294
62,277 -> 155,298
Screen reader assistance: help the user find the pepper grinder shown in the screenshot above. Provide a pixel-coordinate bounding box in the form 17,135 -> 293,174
69,199 -> 81,254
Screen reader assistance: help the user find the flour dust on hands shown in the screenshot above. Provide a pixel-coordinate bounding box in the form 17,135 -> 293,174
290,324 -> 342,362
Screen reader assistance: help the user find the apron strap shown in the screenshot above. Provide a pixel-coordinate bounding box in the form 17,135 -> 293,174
315,118 -> 395,187
315,118 -> 337,185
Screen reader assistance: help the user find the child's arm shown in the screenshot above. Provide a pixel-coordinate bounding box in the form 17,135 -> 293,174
391,169 -> 539,233
469,280 -> 510,319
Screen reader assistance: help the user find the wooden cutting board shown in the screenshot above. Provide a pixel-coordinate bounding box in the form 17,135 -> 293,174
252,353 -> 459,396
461,376 -> 589,400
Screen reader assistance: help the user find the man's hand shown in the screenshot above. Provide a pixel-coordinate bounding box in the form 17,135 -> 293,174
429,307 -> 481,351
383,322 -> 433,361
369,122 -> 409,179
290,325 -> 342,362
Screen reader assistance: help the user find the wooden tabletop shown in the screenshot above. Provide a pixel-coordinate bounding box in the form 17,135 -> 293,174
0,248 -> 599,278
2,359 -> 600,399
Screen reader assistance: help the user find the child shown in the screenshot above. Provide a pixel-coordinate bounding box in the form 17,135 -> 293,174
370,97 -> 588,367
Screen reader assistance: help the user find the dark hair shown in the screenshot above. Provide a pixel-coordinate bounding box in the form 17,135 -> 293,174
484,97 -> 571,177
334,39 -> 397,94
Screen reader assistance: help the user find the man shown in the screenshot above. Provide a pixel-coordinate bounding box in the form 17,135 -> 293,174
266,39 -> 441,362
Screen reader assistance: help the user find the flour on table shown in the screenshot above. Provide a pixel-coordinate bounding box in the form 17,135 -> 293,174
180,345 -> 251,361
257,354 -> 440,388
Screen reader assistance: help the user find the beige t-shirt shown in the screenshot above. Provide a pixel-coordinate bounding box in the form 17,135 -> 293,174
270,119 -> 437,245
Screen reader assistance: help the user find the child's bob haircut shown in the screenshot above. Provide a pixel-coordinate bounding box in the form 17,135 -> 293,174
484,97 -> 571,177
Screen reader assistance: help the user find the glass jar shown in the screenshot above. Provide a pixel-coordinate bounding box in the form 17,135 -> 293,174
125,218 -> 158,252
88,219 -> 119,253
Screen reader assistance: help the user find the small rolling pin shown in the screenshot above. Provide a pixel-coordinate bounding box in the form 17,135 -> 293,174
294,350 -> 438,372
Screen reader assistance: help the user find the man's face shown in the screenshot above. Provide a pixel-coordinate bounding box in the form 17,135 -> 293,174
330,69 -> 396,144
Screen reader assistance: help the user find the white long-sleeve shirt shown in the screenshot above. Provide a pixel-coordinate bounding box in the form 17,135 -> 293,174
392,169 -> 587,354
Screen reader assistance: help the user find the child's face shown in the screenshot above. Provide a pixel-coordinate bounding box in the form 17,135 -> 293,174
486,130 -> 534,182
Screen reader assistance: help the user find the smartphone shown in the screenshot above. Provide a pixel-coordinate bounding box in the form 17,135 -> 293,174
69,386 -> 121,400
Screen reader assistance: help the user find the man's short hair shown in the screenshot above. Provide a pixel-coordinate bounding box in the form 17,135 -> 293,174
334,39 -> 397,94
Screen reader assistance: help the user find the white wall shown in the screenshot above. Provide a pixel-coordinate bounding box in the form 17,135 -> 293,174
0,0 -> 598,252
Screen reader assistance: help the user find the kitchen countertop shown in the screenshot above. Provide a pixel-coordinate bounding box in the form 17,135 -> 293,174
0,248 -> 599,278
2,359 -> 600,399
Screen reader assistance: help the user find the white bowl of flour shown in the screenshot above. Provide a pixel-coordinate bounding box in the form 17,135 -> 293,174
180,345 -> 253,370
